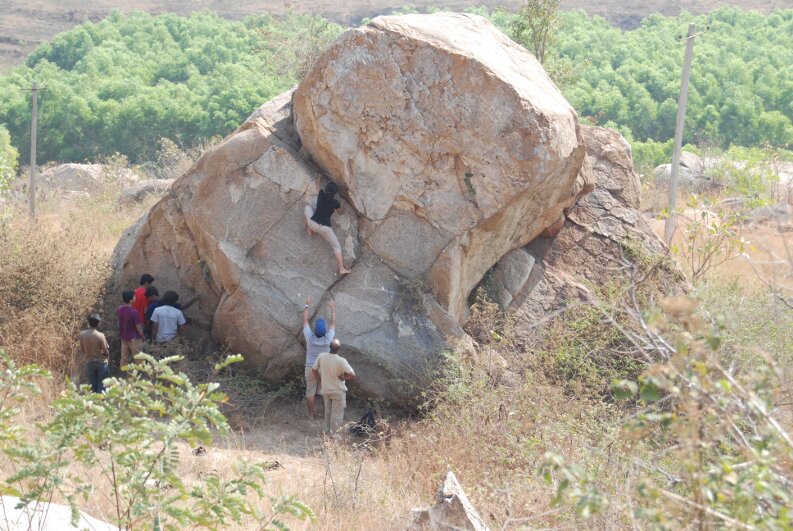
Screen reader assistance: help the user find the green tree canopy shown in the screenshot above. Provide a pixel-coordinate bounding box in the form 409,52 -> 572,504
0,7 -> 789,165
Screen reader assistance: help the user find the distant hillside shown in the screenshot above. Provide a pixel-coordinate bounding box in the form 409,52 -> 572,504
0,0 -> 788,71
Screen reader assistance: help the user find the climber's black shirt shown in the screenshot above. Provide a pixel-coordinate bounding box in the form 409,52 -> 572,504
311,190 -> 341,227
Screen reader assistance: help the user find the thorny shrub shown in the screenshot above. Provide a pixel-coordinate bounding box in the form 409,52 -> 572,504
671,195 -> 750,284
546,290 -> 793,528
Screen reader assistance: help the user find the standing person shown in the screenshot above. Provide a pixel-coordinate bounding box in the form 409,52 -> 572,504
145,291 -> 198,333
304,180 -> 351,275
117,290 -> 144,369
302,296 -> 336,419
132,274 -> 155,321
79,314 -> 110,393
150,291 -> 187,344
141,286 -> 159,341
312,338 -> 355,438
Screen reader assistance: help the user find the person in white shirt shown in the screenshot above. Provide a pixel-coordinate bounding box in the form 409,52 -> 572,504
150,291 -> 186,343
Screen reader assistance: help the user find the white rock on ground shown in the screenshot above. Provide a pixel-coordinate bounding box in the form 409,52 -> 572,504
0,496 -> 117,531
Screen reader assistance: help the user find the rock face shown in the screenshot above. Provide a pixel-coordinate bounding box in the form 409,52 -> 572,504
293,13 -> 590,321
115,13 -> 592,404
492,126 -> 681,328
114,90 -> 468,404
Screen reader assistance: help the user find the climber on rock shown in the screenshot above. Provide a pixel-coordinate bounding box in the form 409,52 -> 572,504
302,295 -> 337,420
304,178 -> 351,275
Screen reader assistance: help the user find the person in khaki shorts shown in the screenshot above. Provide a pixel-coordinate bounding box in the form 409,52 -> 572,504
302,296 -> 336,419
312,339 -> 355,438
117,289 -> 144,371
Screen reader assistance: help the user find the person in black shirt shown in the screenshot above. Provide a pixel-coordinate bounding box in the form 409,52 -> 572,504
304,180 -> 351,275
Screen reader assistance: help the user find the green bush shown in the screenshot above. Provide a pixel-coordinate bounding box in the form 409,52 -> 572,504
0,351 -> 313,530
0,125 -> 18,193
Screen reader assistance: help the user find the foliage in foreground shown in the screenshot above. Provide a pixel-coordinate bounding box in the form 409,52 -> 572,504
0,351 -> 313,530
544,289 -> 793,528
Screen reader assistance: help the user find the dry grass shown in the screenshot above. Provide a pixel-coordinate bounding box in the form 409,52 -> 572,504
0,195 -> 149,377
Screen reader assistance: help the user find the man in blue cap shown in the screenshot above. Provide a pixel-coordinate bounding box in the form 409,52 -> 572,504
302,296 -> 336,419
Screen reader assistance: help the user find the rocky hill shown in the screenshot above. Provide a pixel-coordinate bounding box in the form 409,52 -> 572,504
0,0 -> 788,71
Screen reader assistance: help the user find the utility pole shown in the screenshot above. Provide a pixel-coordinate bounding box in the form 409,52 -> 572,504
664,23 -> 697,245
29,81 -> 39,221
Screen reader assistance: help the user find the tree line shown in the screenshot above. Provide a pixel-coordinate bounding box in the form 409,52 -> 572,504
0,7 -> 789,169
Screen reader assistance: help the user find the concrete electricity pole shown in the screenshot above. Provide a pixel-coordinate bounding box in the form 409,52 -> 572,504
664,23 -> 697,245
29,81 -> 40,221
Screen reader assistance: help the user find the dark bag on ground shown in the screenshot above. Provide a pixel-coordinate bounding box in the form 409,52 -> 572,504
349,408 -> 376,437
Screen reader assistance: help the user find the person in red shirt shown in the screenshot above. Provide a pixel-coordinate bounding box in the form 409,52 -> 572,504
132,274 -> 155,321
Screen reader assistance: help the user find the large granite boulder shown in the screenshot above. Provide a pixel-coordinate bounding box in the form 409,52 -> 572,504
114,90 -> 468,404
293,13 -> 591,321
114,14 -> 591,404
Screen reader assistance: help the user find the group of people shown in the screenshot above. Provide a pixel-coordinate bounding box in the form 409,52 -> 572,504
79,273 -> 193,393
303,176 -> 358,437
78,177 -> 358,437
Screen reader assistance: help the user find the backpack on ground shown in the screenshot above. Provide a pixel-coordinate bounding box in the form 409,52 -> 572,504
349,408 -> 376,437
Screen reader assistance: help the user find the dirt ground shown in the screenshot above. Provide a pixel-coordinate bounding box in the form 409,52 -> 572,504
1,0 -> 789,72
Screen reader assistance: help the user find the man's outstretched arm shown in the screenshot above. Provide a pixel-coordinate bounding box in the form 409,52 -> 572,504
303,296 -> 312,327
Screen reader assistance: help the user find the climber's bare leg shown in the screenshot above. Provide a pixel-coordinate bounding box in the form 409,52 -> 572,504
335,251 -> 351,275
304,205 -> 315,237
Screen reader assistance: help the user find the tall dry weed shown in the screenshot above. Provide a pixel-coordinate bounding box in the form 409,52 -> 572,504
0,197 -> 145,376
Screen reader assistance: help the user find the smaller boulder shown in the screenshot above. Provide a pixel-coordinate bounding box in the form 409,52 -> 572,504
679,151 -> 705,173
487,249 -> 536,308
409,471 -> 488,531
119,179 -> 174,206
39,163 -> 138,195
503,126 -> 684,333
1,496 -> 117,531
743,202 -> 793,229
653,163 -> 716,193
